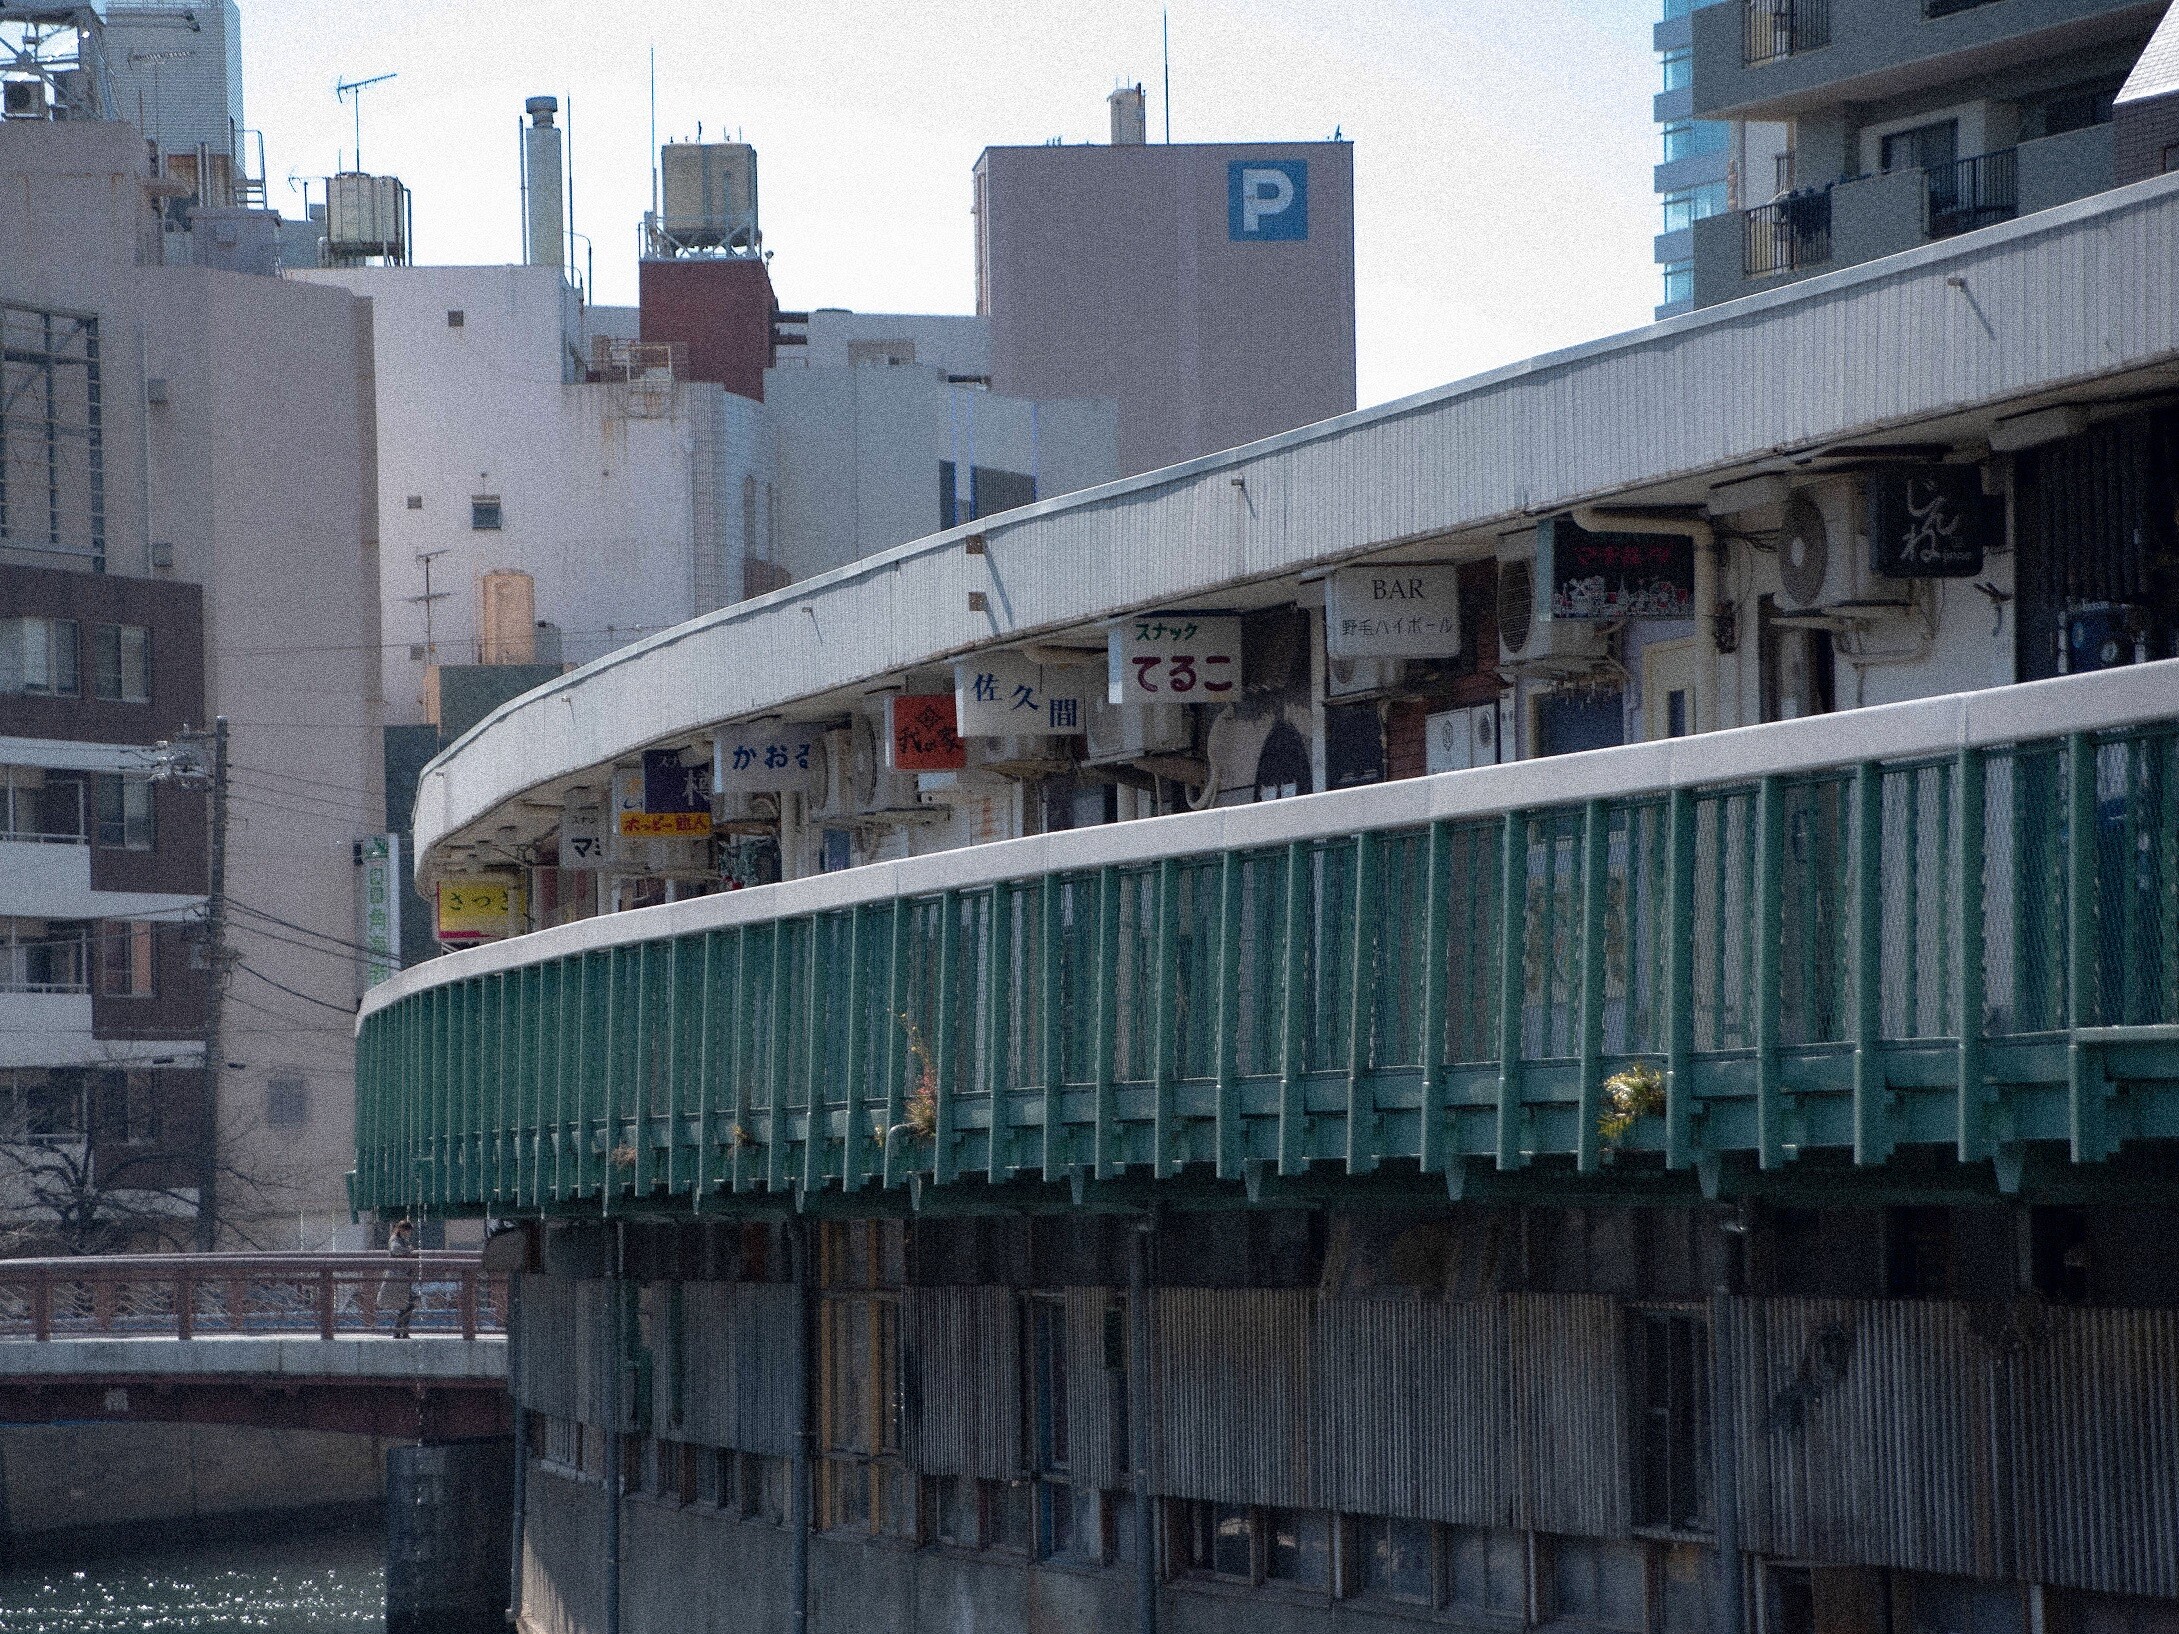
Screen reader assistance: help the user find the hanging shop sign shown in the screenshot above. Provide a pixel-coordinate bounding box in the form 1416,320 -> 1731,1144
558,798 -> 607,870
617,752 -> 712,838
359,834 -> 401,986
1325,565 -> 1464,658
1540,516 -> 1696,619
885,693 -> 966,771
1864,467 -> 1989,579
1107,612 -> 1241,703
435,876 -> 523,945
711,723 -> 824,794
952,653 -> 1094,736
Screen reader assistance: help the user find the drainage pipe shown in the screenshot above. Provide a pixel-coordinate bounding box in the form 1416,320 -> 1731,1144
790,1217 -> 811,1634
1130,1217 -> 1157,1634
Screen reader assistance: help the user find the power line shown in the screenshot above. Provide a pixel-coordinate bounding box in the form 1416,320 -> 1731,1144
228,898 -> 382,958
229,761 -> 384,799
227,919 -> 371,969
233,961 -> 356,1018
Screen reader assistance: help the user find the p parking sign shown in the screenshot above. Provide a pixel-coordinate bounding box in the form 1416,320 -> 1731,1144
1228,160 -> 1308,241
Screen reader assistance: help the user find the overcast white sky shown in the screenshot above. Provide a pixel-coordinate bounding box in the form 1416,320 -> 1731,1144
239,0 -> 1662,410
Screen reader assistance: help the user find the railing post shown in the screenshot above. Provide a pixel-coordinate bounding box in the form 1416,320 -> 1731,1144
1419,822 -> 1452,1185
839,909 -> 865,1193
460,1265 -> 479,1342
1093,868 -> 1120,1182
1213,851 -> 1243,1182
1664,790 -> 1697,1169
1494,812 -> 1527,1172
1151,860 -> 1179,1181
766,926 -> 790,1192
802,912 -> 826,1195
1277,841 -> 1309,1178
1754,776 -> 1785,1170
933,891 -> 960,1187
985,889 -> 1011,1186
1575,800 -> 1610,1174
881,905 -> 907,1191
2065,731 -> 2105,1162
30,1270 -> 49,1342
694,933 -> 716,1209
319,1267 -> 336,1339
1955,747 -> 1987,1163
1344,833 -> 1379,1176
175,1271 -> 193,1340
1851,763 -> 1887,1165
1040,876 -> 1065,1183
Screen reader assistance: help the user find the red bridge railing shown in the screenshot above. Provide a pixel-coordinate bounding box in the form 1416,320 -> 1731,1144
0,1253 -> 507,1341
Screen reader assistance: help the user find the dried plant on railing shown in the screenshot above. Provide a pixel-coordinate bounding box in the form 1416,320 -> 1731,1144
898,1013 -> 939,1142
1597,1062 -> 1668,1147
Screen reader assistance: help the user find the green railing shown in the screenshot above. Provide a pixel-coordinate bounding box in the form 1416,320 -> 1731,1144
355,690 -> 2179,1218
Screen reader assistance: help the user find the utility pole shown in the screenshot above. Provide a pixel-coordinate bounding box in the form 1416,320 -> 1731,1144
152,717 -> 229,1251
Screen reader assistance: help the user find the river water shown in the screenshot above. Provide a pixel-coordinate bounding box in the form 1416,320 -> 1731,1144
0,1527 -> 384,1633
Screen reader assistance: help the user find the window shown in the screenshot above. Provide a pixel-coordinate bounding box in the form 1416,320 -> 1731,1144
847,338 -> 916,367
2029,1206 -> 2091,1304
93,775 -> 154,850
446,309 -> 465,327
1630,1310 -> 1712,1532
92,624 -> 149,703
97,921 -> 154,997
0,1067 -> 86,1138
405,494 -> 423,509
1549,1536 -> 1651,1631
1171,1502 -> 1331,1589
1447,1525 -> 1532,1619
266,1077 -> 307,1129
2,919 -> 88,994
0,617 -> 79,696
939,461 -> 1037,530
815,1220 -> 910,1537
1661,120 -> 1729,163
1661,261 -> 1694,308
1354,1515 -> 1437,1604
1660,47 -> 1692,91
1661,182 -> 1729,234
2,767 -> 85,843
1879,120 -> 1957,176
471,496 -> 503,530
1027,1294 -> 1112,1565
92,1069 -> 159,1144
1886,1206 -> 1953,1297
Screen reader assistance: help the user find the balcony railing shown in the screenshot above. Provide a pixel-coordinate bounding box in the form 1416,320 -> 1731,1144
352,666 -> 2179,1219
1744,188 -> 1832,275
1927,149 -> 2018,239
1744,0 -> 1829,63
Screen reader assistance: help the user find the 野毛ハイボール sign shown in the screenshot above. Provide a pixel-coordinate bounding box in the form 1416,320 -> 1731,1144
1864,467 -> 1990,579
886,694 -> 966,771
953,653 -> 1094,736
1541,515 -> 1696,620
1107,613 -> 1242,704
712,724 -> 824,794
1326,566 -> 1463,658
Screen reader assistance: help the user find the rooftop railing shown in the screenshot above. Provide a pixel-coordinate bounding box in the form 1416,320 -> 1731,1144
354,666 -> 2179,1218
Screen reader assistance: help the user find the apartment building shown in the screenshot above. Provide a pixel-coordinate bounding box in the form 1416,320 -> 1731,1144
0,112 -> 382,1249
1686,0 -> 2163,304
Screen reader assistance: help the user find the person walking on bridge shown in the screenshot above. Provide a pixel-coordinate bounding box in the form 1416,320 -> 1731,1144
385,1217 -> 419,1339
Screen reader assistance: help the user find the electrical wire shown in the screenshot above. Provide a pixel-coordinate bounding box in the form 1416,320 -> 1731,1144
227,899 -> 383,959
227,919 -> 371,968
232,961 -> 356,1017
229,762 -> 383,800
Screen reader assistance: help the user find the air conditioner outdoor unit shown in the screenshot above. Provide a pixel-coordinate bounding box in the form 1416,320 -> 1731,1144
1324,655 -> 1406,703
814,715 -> 921,820
2,80 -> 47,120
1084,699 -> 1191,767
1773,478 -> 1913,621
1496,528 -> 1608,673
975,736 -> 1072,780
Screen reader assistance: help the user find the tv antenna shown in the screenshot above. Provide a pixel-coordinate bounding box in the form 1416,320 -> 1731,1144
336,71 -> 397,171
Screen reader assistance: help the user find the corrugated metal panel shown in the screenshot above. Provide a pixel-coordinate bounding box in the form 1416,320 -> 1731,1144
903,1286 -> 1022,1479
1726,1298 -> 1997,1578
676,1281 -> 799,1456
1315,1297 -> 1511,1527
404,179 -> 2179,879
1153,1289 -> 1314,1507
1509,1293 -> 1629,1538
571,1278 -> 622,1431
2005,1304 -> 2179,1598
1062,1286 -> 1123,1493
511,1271 -> 574,1419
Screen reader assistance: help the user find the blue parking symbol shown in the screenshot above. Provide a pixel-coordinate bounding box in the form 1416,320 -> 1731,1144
1228,160 -> 1309,241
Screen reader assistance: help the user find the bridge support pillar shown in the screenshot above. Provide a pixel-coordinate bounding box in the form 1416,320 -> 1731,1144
386,1437 -> 514,1634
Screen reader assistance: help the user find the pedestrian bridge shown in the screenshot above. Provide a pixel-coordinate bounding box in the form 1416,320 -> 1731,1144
353,663 -> 2179,1219
0,1253 -> 509,1438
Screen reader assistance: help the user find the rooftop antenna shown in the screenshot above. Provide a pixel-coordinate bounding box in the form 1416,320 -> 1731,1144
1162,8 -> 1171,142
648,45 -> 658,223
336,71 -> 396,171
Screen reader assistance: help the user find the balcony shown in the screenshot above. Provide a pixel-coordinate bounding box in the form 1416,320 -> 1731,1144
352,664 -> 2179,1220
1743,0 -> 1831,63
1927,148 -> 2019,236
1741,188 -> 1834,274
0,993 -> 94,1069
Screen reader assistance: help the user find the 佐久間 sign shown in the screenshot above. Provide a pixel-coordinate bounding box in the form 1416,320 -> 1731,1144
953,653 -> 1092,736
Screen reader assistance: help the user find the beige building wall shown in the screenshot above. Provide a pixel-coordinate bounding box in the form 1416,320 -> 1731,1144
0,118 -> 382,1247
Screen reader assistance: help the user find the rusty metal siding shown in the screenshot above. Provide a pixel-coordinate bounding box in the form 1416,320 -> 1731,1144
904,1286 -> 1023,1479
1063,1286 -> 1123,1492
572,1278 -> 622,1431
2007,1305 -> 2179,1598
1153,1289 -> 1314,1508
512,1271 -> 576,1419
674,1281 -> 800,1457
1728,1298 -> 2001,1579
1315,1297 -> 1511,1528
1508,1293 -> 1630,1538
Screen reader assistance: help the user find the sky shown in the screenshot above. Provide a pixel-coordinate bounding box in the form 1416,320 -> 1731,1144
237,0 -> 1664,411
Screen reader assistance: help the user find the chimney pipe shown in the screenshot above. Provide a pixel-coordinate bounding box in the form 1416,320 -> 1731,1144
1108,84 -> 1148,145
523,95 -> 564,268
